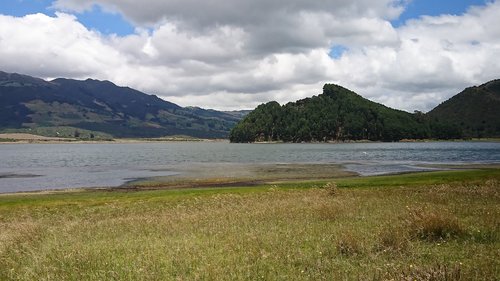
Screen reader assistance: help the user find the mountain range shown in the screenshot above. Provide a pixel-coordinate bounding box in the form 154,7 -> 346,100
0,71 -> 247,138
1,70 -> 498,140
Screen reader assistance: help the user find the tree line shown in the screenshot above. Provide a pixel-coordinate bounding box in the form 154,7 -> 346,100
230,84 -> 462,143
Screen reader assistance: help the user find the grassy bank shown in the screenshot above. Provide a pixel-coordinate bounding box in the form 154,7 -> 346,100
1,169 -> 499,280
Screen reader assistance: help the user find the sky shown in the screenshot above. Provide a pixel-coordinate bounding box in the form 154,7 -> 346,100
0,0 -> 499,112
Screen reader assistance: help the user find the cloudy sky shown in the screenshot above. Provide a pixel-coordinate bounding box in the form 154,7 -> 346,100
1,0 -> 499,112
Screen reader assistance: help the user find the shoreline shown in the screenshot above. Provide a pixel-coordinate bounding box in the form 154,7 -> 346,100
2,138 -> 500,145
0,133 -> 227,144
0,163 -> 356,195
1,133 -> 500,144
1,163 -> 499,196
252,138 -> 500,144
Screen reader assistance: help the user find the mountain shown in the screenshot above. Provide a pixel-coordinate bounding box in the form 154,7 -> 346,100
427,79 -> 500,138
0,71 -> 246,138
229,84 -> 468,143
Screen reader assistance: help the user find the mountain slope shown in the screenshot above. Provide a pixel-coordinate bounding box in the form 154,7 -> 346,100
230,84 -> 434,142
427,80 -> 500,138
0,71 -> 243,138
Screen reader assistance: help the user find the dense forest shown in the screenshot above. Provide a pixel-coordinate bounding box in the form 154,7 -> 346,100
230,84 -> 466,143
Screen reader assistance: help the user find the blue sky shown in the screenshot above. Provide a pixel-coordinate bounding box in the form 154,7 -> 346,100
0,0 -> 134,35
394,0 -> 490,26
0,0 -> 491,35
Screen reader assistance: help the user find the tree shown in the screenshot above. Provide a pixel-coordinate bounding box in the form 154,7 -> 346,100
230,83 -> 463,143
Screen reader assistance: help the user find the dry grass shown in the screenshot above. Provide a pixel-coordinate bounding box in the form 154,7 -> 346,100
376,264 -> 464,281
376,226 -> 410,254
406,207 -> 465,241
336,231 -> 363,257
0,171 -> 499,280
323,182 -> 338,196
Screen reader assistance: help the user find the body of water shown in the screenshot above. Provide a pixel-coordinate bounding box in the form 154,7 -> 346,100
1,141 -> 499,193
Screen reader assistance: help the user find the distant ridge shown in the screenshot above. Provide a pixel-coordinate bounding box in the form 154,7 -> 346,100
0,71 -> 247,138
428,79 -> 500,138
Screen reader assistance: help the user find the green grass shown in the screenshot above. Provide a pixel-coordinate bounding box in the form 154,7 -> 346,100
0,169 -> 499,280
335,168 -> 500,188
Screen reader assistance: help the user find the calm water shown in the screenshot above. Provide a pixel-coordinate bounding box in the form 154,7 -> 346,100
1,141 -> 499,193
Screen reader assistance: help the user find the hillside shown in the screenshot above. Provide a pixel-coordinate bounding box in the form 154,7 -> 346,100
230,84 -> 463,143
428,79 -> 500,138
0,71 -> 245,138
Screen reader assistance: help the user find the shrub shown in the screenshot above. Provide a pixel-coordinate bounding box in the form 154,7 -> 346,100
323,182 -> 338,196
406,207 -> 465,241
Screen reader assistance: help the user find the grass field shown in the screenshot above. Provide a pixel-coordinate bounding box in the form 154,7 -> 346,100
0,169 -> 499,280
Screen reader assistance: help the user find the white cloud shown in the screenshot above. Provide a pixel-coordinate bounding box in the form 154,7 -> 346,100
317,1 -> 500,111
0,1 -> 499,112
0,12 -> 124,78
52,0 -> 405,26
52,0 -> 406,54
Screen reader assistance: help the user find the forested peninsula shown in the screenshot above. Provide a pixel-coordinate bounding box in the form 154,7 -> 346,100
230,81 -> 500,143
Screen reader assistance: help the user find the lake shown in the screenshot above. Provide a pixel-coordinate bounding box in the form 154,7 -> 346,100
1,141 -> 499,193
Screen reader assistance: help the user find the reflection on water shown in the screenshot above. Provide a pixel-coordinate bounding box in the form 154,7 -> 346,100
0,141 -> 499,193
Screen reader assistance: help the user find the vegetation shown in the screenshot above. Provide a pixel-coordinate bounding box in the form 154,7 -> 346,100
0,126 -> 113,140
0,71 -> 246,138
428,79 -> 500,138
230,84 -> 464,143
0,169 -> 499,280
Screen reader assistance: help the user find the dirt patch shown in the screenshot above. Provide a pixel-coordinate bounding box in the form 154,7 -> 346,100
123,163 -> 357,190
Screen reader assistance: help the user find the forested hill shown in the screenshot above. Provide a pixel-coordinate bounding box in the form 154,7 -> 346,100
0,71 -> 246,138
230,84 -> 464,143
427,79 -> 500,138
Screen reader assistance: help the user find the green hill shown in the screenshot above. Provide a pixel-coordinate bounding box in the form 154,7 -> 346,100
0,71 -> 246,138
427,79 -> 500,138
230,84 -> 467,143
231,84 -> 431,142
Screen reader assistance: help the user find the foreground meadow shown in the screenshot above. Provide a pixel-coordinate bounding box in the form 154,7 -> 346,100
0,169 -> 499,280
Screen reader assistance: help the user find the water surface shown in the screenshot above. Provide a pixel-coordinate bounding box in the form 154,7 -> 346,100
0,141 -> 499,193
